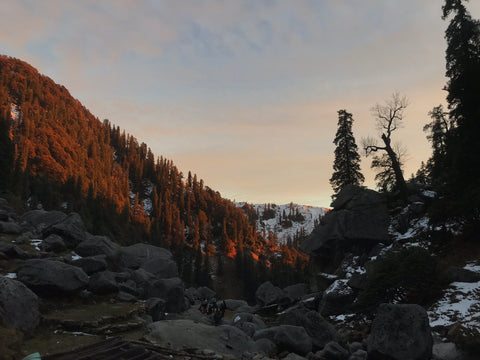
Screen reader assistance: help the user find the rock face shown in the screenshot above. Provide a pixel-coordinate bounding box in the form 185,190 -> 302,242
0,276 -> 40,335
300,185 -> 389,268
18,259 -> 89,295
367,303 -> 433,360
147,320 -> 255,358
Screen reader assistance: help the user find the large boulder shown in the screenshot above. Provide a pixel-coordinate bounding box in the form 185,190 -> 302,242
255,281 -> 288,307
42,212 -> 87,248
283,283 -> 308,303
0,241 -> 28,259
71,255 -> 107,275
367,303 -> 433,360
301,185 -> 389,262
278,308 -> 337,351
319,279 -> 356,316
117,243 -> 172,269
42,234 -> 67,253
140,257 -> 178,279
17,259 -> 89,295
75,235 -> 120,258
20,209 -> 67,233
88,271 -> 119,295
147,320 -> 255,358
0,276 -> 40,335
144,277 -> 188,313
0,221 -> 22,234
231,312 -> 267,337
253,325 -> 313,356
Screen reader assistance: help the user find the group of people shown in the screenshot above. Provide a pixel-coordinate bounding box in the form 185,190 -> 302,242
198,297 -> 226,325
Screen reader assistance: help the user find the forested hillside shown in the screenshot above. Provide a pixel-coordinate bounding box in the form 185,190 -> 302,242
0,55 -> 306,292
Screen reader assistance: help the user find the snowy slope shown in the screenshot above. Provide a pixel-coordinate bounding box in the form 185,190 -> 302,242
237,203 -> 328,244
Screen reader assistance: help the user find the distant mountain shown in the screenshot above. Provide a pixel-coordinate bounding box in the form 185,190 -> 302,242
237,202 -> 328,245
0,54 -> 308,271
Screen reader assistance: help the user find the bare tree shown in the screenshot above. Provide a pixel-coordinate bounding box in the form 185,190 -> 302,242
362,92 -> 409,200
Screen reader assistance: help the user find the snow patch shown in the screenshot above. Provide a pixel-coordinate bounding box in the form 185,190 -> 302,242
5,273 -> 17,279
29,239 -> 42,251
71,251 -> 82,260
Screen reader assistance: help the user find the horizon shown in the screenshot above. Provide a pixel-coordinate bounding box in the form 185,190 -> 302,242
2,1 -> 479,207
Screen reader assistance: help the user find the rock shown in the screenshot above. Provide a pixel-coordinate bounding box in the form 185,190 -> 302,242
349,349 -> 368,360
0,221 -> 22,234
278,308 -> 337,351
432,342 -> 463,360
147,298 -> 166,321
118,280 -> 139,296
42,234 -> 67,253
225,299 -> 249,310
255,281 -> 287,307
144,277 -> 188,313
252,338 -> 277,357
283,283 -> 308,303
301,185 -> 389,262
42,212 -> 87,248
20,209 -> 67,232
319,280 -> 356,316
367,303 -> 433,360
347,273 -> 367,291
75,235 -> 120,258
445,266 -> 480,283
197,286 -> 216,300
0,276 -> 40,335
253,325 -> 313,356
117,243 -> 172,270
317,341 -> 349,360
88,271 -> 119,295
231,312 -> 267,336
18,259 -> 89,295
147,319 -> 255,358
0,241 -> 28,259
140,257 -> 178,279
184,287 -> 200,303
116,291 -> 137,303
71,255 -> 107,275
284,353 -> 308,360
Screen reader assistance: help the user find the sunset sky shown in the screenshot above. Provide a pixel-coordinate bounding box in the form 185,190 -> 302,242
2,1 -> 479,207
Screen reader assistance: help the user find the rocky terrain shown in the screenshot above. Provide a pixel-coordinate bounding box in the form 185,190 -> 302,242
1,185 -> 479,360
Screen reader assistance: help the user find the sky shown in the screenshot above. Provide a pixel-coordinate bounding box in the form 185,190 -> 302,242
2,0 -> 479,207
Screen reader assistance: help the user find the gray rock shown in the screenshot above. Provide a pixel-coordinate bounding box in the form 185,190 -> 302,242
231,312 -> 267,336
225,299 -> 249,310
0,221 -> 22,234
71,255 -> 107,275
319,280 -> 356,317
283,283 -> 308,302
349,349 -> 368,360
252,338 -> 277,357
147,319 -> 255,358
253,325 -> 313,356
147,298 -> 166,321
255,281 -> 287,307
0,276 -> 40,335
432,342 -> 462,360
118,243 -> 172,269
317,341 -> 349,360
42,212 -> 87,248
18,259 -> 89,295
42,234 -> 67,253
144,277 -> 188,313
75,235 -> 120,258
278,309 -> 337,351
88,271 -> 119,295
284,353 -> 308,360
20,209 -> 67,232
0,241 -> 28,259
367,303 -> 433,360
116,291 -> 137,303
140,257 -> 178,279
197,286 -> 216,300
347,273 -> 367,291
185,287 -> 200,303
301,185 -> 389,259
446,266 -> 480,283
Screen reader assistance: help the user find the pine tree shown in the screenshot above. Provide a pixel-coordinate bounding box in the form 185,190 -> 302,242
330,110 -> 364,198
442,0 -> 480,217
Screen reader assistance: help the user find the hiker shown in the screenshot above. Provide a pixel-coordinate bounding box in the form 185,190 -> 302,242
206,297 -> 218,315
213,300 -> 226,326
198,298 -> 208,313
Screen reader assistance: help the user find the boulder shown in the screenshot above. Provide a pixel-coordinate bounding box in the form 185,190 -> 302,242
42,234 -> 67,253
349,349 -> 368,360
20,209 -> 67,232
140,257 -> 178,279
42,212 -> 87,248
319,279 -> 356,316
147,298 -> 166,321
184,287 -> 200,303
71,255 -> 107,275
88,271 -> 119,295
278,308 -> 337,351
252,338 -> 277,357
75,235 -> 120,258
225,299 -> 249,311
445,266 -> 480,283
367,303 -> 433,360
144,277 -> 188,313
301,185 -> 389,261
0,241 -> 28,259
231,312 -> 267,336
0,276 -> 40,335
283,283 -> 308,303
18,259 -> 89,295
255,281 -> 287,307
0,221 -> 22,234
197,286 -> 216,300
147,319 -> 255,358
117,243 -> 172,269
253,325 -> 313,356
316,341 -> 349,360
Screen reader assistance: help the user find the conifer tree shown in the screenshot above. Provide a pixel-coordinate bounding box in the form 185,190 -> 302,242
330,110 -> 364,198
442,0 -> 480,217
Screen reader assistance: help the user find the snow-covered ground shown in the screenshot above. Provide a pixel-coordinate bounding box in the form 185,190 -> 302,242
237,203 -> 327,244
